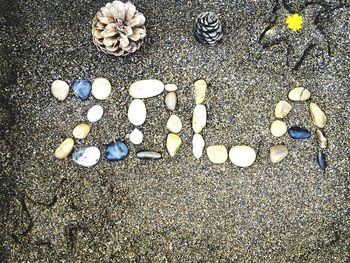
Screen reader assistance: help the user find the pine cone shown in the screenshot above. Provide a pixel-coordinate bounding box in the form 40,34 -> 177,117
193,12 -> 222,46
92,1 -> 146,57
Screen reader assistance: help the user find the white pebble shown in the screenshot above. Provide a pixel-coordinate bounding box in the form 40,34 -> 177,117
129,79 -> 164,98
270,145 -> 288,163
165,92 -> 177,111
87,105 -> 104,123
229,146 -> 256,168
270,120 -> 287,137
92,78 -> 112,100
166,133 -> 182,157
310,102 -> 326,128
166,115 -> 182,134
206,145 -> 228,164
194,79 -> 207,104
129,128 -> 143,145
192,104 -> 207,134
72,146 -> 100,167
288,87 -> 311,101
165,84 -> 178,92
192,134 -> 205,159
128,99 -> 146,126
51,80 -> 69,101
275,100 -> 292,118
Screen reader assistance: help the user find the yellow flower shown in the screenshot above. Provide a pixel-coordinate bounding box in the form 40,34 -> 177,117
285,14 -> 303,31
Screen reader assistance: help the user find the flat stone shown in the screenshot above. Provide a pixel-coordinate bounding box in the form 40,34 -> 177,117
207,145 -> 228,164
128,99 -> 146,126
72,79 -> 92,100
166,115 -> 182,133
275,100 -> 292,118
192,104 -> 207,133
192,133 -> 205,159
270,145 -> 288,163
92,78 -> 112,100
87,105 -> 104,123
72,146 -> 100,167
288,87 -> 311,101
310,102 -> 326,128
51,80 -> 69,101
54,138 -> 74,159
73,123 -> 91,139
129,128 -> 143,145
229,146 -> 256,167
270,120 -> 287,137
194,79 -> 207,104
166,133 -> 181,157
129,79 -> 164,98
165,84 -> 178,92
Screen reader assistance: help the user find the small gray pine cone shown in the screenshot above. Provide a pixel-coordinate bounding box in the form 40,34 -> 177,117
193,12 -> 222,46
92,1 -> 146,57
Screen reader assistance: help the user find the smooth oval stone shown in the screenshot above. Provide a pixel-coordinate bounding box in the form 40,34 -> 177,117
92,78 -> 112,100
128,99 -> 146,126
316,129 -> 327,149
317,151 -> 327,170
310,102 -> 326,128
192,133 -> 205,159
129,79 -> 164,99
270,145 -> 288,163
51,80 -> 69,101
165,84 -> 178,92
288,126 -> 311,139
229,146 -> 256,168
166,115 -> 182,134
192,104 -> 207,133
72,79 -> 92,100
270,120 -> 287,137
136,151 -> 162,160
166,133 -> 182,157
54,138 -> 74,159
207,145 -> 228,164
275,100 -> 292,118
194,79 -> 207,104
105,140 -> 129,161
72,146 -> 100,167
72,123 -> 91,139
129,128 -> 143,145
87,105 -> 104,123
288,87 -> 311,101
165,92 -> 177,111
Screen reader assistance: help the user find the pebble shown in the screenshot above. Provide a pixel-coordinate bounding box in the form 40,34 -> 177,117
72,79 -> 92,100
288,126 -> 311,139
310,102 -> 326,128
166,133 -> 182,157
72,146 -> 100,167
51,80 -> 69,101
288,87 -> 311,101
229,146 -> 256,168
270,120 -> 287,137
72,123 -> 91,139
105,140 -> 129,161
194,79 -> 207,104
128,99 -> 146,126
129,128 -> 143,145
207,145 -> 228,164
275,100 -> 292,118
192,104 -> 207,133
54,138 -> 74,159
165,92 -> 177,111
317,151 -> 327,170
87,105 -> 104,123
136,151 -> 162,160
270,145 -> 288,163
192,134 -> 205,159
165,84 -> 178,92
92,78 -> 112,100
129,79 -> 164,98
316,129 -> 327,149
166,115 -> 182,134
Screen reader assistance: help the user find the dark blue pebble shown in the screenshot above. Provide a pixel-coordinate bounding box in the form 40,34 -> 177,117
317,151 -> 327,170
105,140 -> 129,161
288,126 -> 311,139
72,80 -> 92,100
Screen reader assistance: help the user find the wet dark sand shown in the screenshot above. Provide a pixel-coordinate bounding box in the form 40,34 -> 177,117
1,0 -> 349,261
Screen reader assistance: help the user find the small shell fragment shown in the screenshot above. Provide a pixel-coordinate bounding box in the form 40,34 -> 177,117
316,129 -> 327,149
136,151 -> 162,160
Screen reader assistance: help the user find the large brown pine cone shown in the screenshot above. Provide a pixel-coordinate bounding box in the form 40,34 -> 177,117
92,1 -> 146,57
